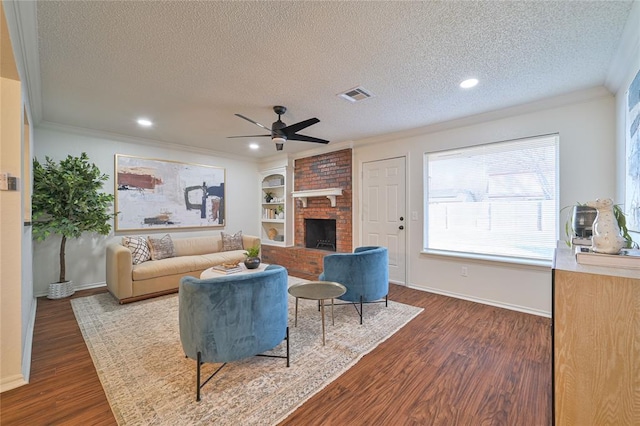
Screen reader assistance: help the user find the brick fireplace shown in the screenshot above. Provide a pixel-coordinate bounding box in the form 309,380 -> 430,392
262,149 -> 352,279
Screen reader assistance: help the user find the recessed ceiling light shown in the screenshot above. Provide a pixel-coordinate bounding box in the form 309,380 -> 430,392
249,143 -> 259,150
137,118 -> 153,127
459,78 -> 479,89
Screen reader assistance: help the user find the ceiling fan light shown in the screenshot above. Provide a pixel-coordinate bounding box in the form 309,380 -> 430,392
273,137 -> 286,145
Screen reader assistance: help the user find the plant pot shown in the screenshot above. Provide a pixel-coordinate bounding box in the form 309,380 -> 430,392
47,281 -> 75,299
244,257 -> 261,269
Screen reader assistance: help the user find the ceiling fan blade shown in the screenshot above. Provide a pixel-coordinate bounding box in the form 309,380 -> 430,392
227,134 -> 271,139
234,114 -> 272,132
288,134 -> 330,144
282,118 -> 320,136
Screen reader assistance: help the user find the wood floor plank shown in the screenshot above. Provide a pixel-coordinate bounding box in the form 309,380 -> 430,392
1,283 -> 551,425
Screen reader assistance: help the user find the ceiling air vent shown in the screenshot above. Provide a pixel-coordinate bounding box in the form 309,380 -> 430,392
337,86 -> 375,103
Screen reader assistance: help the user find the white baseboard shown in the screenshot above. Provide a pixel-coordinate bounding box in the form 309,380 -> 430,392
0,374 -> 27,393
406,284 -> 551,318
21,297 -> 37,384
34,281 -> 107,298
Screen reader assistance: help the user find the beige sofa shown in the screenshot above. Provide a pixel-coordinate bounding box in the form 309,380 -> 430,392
106,234 -> 260,303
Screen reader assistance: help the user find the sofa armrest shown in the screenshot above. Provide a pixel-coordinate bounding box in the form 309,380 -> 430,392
106,243 -> 133,301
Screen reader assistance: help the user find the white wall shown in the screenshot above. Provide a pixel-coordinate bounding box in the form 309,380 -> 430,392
353,89 -> 617,316
32,125 -> 261,296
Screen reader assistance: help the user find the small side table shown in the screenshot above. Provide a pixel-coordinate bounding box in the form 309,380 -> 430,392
288,281 -> 347,346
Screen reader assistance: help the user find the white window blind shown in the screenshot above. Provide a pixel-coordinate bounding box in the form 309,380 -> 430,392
425,134 -> 558,261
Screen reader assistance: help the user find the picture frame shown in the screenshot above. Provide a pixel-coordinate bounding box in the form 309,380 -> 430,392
114,154 -> 225,231
626,68 -> 640,232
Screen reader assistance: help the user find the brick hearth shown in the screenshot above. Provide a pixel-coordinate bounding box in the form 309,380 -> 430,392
262,149 -> 352,278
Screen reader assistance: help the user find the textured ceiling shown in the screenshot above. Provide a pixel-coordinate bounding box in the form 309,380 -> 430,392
33,1 -> 634,158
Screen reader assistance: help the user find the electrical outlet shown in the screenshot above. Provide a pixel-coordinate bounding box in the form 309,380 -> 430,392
461,266 -> 468,277
0,173 -> 8,190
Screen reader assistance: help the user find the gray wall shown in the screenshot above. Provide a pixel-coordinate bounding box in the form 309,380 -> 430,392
353,89 -> 617,316
32,125 -> 261,296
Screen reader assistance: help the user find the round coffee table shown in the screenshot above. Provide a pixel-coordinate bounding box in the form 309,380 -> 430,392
288,281 -> 347,346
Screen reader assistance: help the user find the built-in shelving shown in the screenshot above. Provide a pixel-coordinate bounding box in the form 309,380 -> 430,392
259,168 -> 291,246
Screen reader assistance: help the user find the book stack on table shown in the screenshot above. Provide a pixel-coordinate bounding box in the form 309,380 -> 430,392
212,264 -> 243,274
575,246 -> 640,269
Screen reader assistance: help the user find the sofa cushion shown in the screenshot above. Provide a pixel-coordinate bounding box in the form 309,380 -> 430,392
122,236 -> 151,265
173,236 -> 221,257
132,250 -> 248,281
200,251 -> 248,266
133,256 -> 202,281
221,231 -> 244,251
148,234 -> 176,260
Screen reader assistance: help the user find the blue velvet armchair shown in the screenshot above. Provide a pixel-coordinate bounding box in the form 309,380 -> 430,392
319,246 -> 389,324
179,264 -> 289,401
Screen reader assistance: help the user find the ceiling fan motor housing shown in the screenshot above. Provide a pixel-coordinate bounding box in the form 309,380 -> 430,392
271,119 -> 287,139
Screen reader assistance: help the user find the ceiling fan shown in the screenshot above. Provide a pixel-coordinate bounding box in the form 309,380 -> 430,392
228,106 -> 329,151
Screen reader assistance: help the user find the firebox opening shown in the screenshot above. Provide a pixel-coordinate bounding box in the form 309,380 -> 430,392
305,219 -> 337,251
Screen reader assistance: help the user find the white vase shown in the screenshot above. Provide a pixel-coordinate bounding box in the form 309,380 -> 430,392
586,198 -> 626,254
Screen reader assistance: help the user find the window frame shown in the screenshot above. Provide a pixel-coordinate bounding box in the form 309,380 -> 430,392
423,134 -> 560,265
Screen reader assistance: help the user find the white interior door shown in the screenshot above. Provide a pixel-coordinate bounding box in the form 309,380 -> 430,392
362,157 -> 406,285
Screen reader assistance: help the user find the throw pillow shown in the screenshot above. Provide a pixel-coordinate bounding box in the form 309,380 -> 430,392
147,234 -> 176,260
122,236 -> 151,265
221,230 -> 244,251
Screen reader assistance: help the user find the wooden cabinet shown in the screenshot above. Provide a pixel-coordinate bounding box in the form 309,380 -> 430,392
552,248 -> 639,425
259,168 -> 292,247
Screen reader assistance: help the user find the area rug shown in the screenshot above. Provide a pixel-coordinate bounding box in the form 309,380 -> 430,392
71,277 -> 423,425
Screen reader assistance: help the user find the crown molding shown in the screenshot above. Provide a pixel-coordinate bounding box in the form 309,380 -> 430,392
605,0 -> 640,93
3,0 -> 41,126
36,121 -> 259,163
352,86 -> 613,146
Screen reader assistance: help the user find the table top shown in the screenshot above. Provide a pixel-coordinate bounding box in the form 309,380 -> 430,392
288,281 -> 347,300
200,262 -> 269,279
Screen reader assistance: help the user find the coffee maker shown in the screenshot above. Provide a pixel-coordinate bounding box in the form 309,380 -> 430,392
572,205 -> 597,244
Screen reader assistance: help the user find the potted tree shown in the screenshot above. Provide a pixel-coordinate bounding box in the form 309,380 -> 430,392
32,153 -> 115,299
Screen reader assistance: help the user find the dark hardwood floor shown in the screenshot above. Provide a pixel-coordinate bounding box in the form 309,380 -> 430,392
1,283 -> 551,425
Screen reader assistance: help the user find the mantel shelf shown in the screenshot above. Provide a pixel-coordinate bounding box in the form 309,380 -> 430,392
291,188 -> 343,207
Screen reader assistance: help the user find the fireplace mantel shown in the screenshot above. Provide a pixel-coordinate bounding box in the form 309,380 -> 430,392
292,188 -> 343,207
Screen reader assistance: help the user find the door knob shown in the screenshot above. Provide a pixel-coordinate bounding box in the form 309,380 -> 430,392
399,225 -> 404,230
400,216 -> 404,221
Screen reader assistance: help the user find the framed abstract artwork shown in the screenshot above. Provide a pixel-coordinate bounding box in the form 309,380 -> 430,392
626,68 -> 640,232
114,154 -> 225,231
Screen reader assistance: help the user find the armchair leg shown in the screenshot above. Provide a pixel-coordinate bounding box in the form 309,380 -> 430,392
195,352 -> 226,402
196,352 -> 202,402
256,327 -> 291,367
350,296 -> 364,325
286,326 -> 290,367
336,295 -> 387,324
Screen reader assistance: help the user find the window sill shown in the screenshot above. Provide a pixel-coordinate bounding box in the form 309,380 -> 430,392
420,249 -> 552,269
